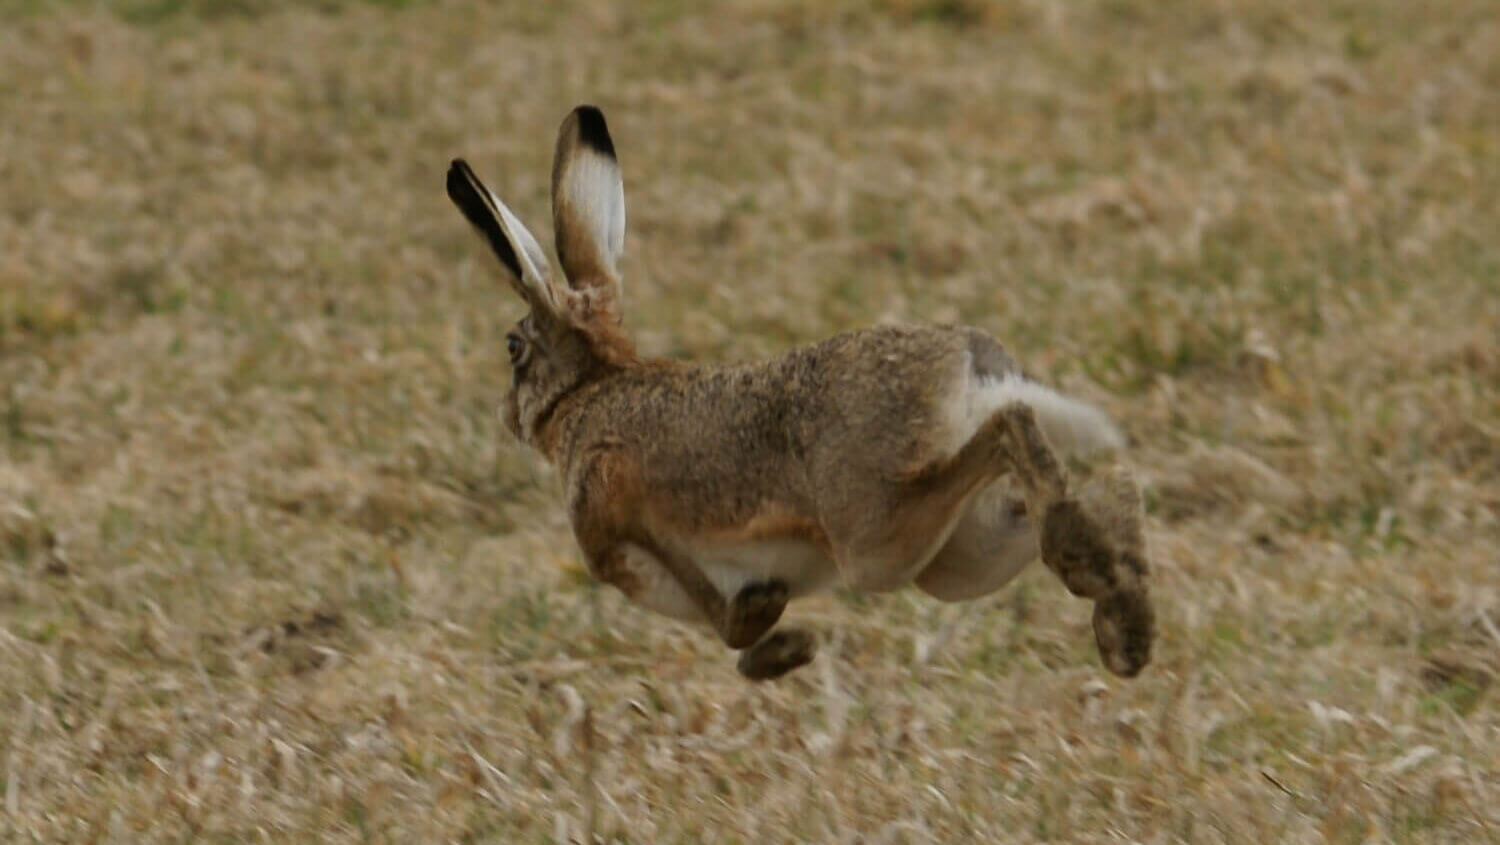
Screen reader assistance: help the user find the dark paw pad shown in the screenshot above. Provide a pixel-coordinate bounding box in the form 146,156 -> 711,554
723,580 -> 789,649
737,629 -> 817,681
1092,590 -> 1155,678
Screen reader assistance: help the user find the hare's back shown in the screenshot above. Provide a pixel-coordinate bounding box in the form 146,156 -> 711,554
786,324 -> 1021,470
565,324 -> 1020,528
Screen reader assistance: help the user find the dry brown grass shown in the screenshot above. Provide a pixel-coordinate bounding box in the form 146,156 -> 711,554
2,0 -> 1498,841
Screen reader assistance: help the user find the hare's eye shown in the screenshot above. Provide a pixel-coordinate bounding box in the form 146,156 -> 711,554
506,333 -> 526,363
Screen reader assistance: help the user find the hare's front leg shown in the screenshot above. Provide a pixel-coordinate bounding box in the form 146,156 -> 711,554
568,448 -> 793,653
721,580 -> 792,649
575,530 -> 790,649
736,629 -> 817,681
621,536 -> 793,650
583,533 -> 812,679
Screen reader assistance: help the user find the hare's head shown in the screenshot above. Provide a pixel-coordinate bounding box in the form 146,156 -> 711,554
447,106 -> 637,446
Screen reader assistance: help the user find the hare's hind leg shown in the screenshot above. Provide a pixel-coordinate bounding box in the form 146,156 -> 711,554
907,403 -> 1154,676
998,405 -> 1155,677
1038,465 -> 1154,677
825,406 -> 1025,592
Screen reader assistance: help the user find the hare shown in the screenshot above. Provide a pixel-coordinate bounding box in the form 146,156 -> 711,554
446,105 -> 1155,681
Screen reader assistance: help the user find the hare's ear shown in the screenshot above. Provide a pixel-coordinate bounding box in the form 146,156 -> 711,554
552,105 -> 625,298
447,159 -> 561,313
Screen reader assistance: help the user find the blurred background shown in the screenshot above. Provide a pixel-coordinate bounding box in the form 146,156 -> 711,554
1,0 -> 1497,840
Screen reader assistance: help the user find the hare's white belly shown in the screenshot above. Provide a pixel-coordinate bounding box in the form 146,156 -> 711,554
617,539 -> 837,624
694,539 -> 839,600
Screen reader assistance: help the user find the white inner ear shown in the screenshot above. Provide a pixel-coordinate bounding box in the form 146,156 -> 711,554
482,183 -> 552,290
562,148 -> 626,276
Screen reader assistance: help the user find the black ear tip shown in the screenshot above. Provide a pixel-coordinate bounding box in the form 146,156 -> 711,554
445,161 -> 468,200
571,105 -> 616,158
446,159 -> 485,204
443,159 -> 525,283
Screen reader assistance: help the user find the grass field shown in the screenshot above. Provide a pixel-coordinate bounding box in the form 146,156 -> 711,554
2,0 -> 1498,841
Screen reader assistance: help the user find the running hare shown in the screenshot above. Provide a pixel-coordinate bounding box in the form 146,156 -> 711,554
446,105 -> 1155,681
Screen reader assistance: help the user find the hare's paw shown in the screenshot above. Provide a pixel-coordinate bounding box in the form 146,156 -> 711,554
737,628 -> 817,681
1092,589 -> 1154,677
723,580 -> 789,649
1039,499 -> 1129,598
1039,469 -> 1148,599
1040,468 -> 1155,676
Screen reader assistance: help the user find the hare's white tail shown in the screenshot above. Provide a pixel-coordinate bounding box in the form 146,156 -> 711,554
975,375 -> 1125,457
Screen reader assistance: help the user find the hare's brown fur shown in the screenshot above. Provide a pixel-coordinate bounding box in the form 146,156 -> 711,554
543,325 -> 1009,535
539,325 -> 997,597
447,105 -> 1156,681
